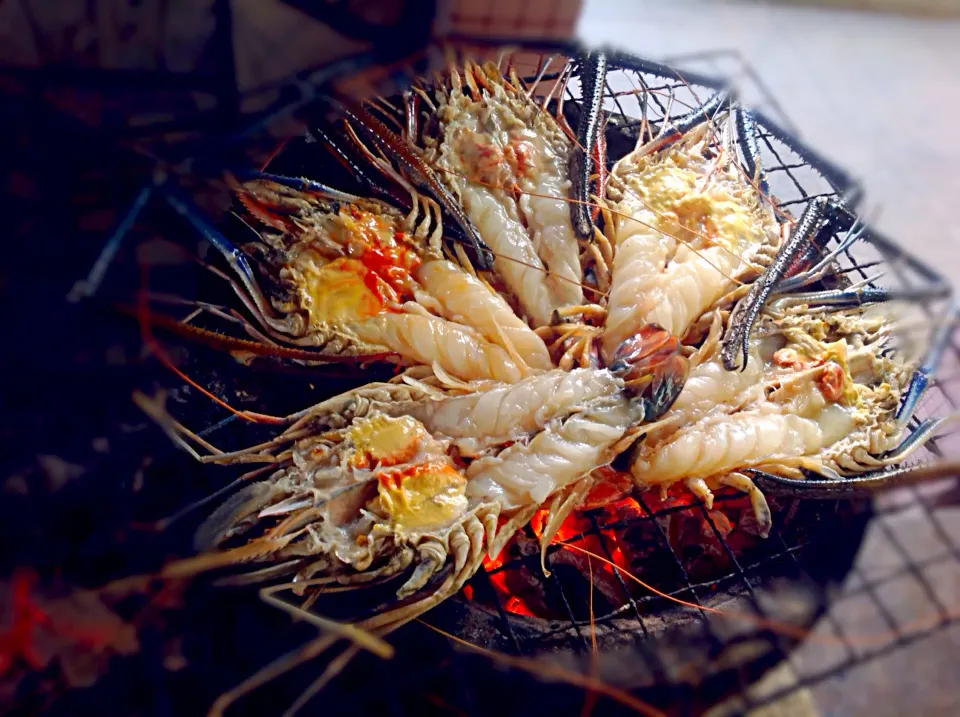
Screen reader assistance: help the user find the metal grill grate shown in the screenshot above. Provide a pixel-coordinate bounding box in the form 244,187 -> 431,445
5,31 -> 960,716
166,48 -> 959,715
434,49 -> 960,716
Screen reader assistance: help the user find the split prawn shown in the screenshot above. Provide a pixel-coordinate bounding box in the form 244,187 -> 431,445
421,61 -> 588,326
601,96 -> 780,363
170,176 -> 553,383
144,326 -> 687,715
631,302 -> 955,535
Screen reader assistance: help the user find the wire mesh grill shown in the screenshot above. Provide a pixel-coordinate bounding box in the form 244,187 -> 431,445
438,48 -> 960,715
5,26 -> 960,716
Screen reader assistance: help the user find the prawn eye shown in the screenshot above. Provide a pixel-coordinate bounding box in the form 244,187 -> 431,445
610,325 -> 689,419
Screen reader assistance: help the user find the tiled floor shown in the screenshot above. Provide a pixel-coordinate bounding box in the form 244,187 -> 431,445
577,3 -> 960,715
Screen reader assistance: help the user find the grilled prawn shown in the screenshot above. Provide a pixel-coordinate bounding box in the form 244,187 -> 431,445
420,62 -> 588,327
127,55 -> 957,717
213,178 -> 552,382
158,328 -> 684,677
630,303 -> 938,535
601,107 -> 780,362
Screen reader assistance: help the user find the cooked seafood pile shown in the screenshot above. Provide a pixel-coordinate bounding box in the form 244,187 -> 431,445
136,54 -> 952,714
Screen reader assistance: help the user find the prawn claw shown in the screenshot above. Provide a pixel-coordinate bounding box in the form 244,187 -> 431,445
570,50 -> 608,240
897,302 -> 959,424
721,196 -> 836,371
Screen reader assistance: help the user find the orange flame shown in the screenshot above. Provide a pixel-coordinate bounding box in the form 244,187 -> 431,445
466,476 -> 763,620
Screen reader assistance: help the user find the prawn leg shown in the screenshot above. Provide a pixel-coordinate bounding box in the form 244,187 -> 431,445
719,472 -> 772,538
310,119 -> 409,206
192,479 -> 377,552
569,50 -> 608,240
774,217 -> 866,293
884,413 -> 960,464
767,282 -> 951,311
335,96 -> 496,270
734,107 -> 770,199
227,169 -> 367,203
255,521 -> 492,717
71,183 -> 153,301
207,633 -> 340,717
